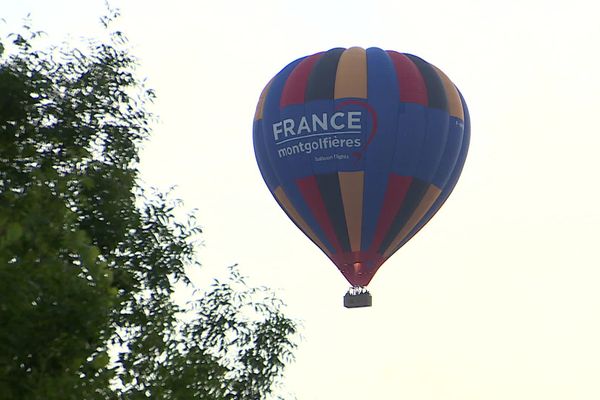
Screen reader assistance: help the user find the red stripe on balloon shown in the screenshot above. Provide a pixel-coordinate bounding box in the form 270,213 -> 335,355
280,53 -> 323,108
387,51 -> 428,105
368,174 -> 413,255
296,175 -> 343,254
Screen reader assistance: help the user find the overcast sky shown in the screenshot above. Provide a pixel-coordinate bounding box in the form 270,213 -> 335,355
4,1 -> 600,399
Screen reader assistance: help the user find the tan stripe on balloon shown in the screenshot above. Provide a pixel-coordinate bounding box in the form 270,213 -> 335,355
382,185 -> 442,259
432,66 -> 463,120
338,171 -> 364,252
274,186 -> 332,257
254,79 -> 273,121
334,47 -> 367,99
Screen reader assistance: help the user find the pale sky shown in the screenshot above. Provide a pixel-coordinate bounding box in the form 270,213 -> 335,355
4,1 -> 600,399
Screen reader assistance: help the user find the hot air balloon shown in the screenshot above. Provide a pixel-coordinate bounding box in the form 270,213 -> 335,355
253,47 -> 470,308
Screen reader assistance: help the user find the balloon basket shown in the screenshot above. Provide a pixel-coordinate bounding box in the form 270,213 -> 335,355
343,287 -> 372,308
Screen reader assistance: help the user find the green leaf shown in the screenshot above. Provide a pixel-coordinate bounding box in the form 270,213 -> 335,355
5,222 -> 23,243
91,352 -> 110,370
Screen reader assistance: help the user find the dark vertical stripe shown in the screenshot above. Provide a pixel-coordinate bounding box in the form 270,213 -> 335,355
315,173 -> 351,253
305,48 -> 345,101
296,175 -> 343,254
432,66 -> 464,119
404,54 -> 448,112
378,178 -> 429,254
382,185 -> 441,259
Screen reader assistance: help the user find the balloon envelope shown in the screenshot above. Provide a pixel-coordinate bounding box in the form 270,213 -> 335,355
253,47 -> 469,287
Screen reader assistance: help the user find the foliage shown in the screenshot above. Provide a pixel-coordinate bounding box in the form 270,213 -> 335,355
0,11 -> 297,400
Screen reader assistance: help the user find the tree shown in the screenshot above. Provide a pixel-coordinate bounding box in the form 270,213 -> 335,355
0,12 -> 297,400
